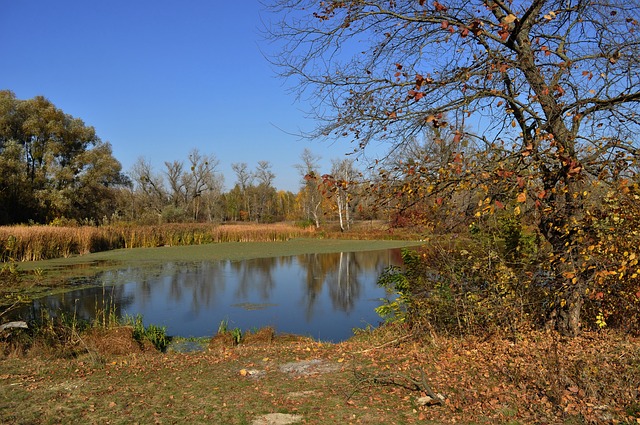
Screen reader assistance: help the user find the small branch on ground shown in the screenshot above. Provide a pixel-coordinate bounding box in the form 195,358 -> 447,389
347,367 -> 443,405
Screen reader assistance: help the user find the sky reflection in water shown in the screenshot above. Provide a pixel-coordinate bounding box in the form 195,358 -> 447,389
20,249 -> 403,342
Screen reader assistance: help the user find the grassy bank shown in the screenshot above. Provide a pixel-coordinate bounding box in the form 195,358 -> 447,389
1,325 -> 638,424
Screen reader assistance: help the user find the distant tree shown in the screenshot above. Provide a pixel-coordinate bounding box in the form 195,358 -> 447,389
295,148 -> 323,227
326,158 -> 358,232
0,90 -> 128,224
268,1 -> 640,335
275,189 -> 297,221
130,157 -> 167,222
165,160 -> 187,209
184,149 -> 223,221
253,161 -> 277,222
231,162 -> 254,220
130,150 -> 222,223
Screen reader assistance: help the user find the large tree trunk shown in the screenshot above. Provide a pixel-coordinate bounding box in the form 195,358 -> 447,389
540,179 -> 589,336
555,283 -> 585,337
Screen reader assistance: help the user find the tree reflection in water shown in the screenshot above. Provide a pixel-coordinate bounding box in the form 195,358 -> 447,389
11,249 -> 404,342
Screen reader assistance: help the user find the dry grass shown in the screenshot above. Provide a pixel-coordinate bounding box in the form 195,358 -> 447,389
0,225 -> 123,262
0,221 -> 424,263
0,223 -> 318,262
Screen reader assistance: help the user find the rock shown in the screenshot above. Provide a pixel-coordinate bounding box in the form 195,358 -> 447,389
252,413 -> 303,425
279,359 -> 340,375
286,390 -> 318,398
239,369 -> 266,378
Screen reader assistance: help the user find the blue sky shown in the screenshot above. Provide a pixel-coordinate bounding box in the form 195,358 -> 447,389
0,1 -> 349,192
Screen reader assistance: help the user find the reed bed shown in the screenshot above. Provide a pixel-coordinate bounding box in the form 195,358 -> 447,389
116,222 -> 315,248
0,223 -> 316,262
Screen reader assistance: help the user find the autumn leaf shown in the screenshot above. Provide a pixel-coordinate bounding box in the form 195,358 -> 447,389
517,192 -> 527,203
502,14 -> 517,24
433,1 -> 447,12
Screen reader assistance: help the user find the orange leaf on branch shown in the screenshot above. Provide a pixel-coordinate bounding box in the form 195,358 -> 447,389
433,1 -> 447,12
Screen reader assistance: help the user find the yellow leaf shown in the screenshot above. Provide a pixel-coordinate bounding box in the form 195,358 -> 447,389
503,14 -> 517,24
337,358 -> 345,363
239,369 -> 248,376
514,205 -> 521,216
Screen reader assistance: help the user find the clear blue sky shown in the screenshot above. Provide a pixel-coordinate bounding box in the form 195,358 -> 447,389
0,0 -> 347,192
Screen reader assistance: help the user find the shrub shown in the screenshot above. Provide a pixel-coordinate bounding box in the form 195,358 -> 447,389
377,224 -> 544,336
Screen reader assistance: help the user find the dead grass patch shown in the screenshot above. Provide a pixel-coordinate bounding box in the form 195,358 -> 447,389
81,326 -> 149,356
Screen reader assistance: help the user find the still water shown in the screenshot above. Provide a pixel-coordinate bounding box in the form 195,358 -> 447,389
17,249 -> 403,342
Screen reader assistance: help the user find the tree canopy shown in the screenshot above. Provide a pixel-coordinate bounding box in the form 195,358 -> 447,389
0,90 -> 129,224
268,0 -> 640,335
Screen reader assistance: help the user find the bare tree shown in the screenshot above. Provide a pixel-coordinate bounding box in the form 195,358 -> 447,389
329,158 -> 357,232
267,0 -> 640,335
254,160 -> 277,221
164,160 -> 187,208
232,162 -> 254,220
295,148 -> 323,227
131,157 -> 166,218
185,149 -> 221,221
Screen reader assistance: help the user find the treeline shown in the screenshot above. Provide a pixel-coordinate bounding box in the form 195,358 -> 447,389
0,91 -> 382,227
110,149 -> 377,226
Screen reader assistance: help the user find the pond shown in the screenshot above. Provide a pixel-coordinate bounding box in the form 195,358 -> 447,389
14,249 -> 403,342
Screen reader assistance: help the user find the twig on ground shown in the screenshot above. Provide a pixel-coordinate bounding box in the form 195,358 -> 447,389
346,367 -> 443,405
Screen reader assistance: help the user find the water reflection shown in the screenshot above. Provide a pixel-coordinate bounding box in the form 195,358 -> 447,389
13,249 -> 404,342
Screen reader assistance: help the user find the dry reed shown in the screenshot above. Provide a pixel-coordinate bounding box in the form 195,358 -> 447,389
0,223 -> 316,262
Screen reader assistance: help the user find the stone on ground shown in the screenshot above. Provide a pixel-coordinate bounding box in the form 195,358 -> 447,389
251,413 -> 303,425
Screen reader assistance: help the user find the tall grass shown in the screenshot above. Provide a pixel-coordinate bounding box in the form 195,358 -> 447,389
0,223 -> 316,262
